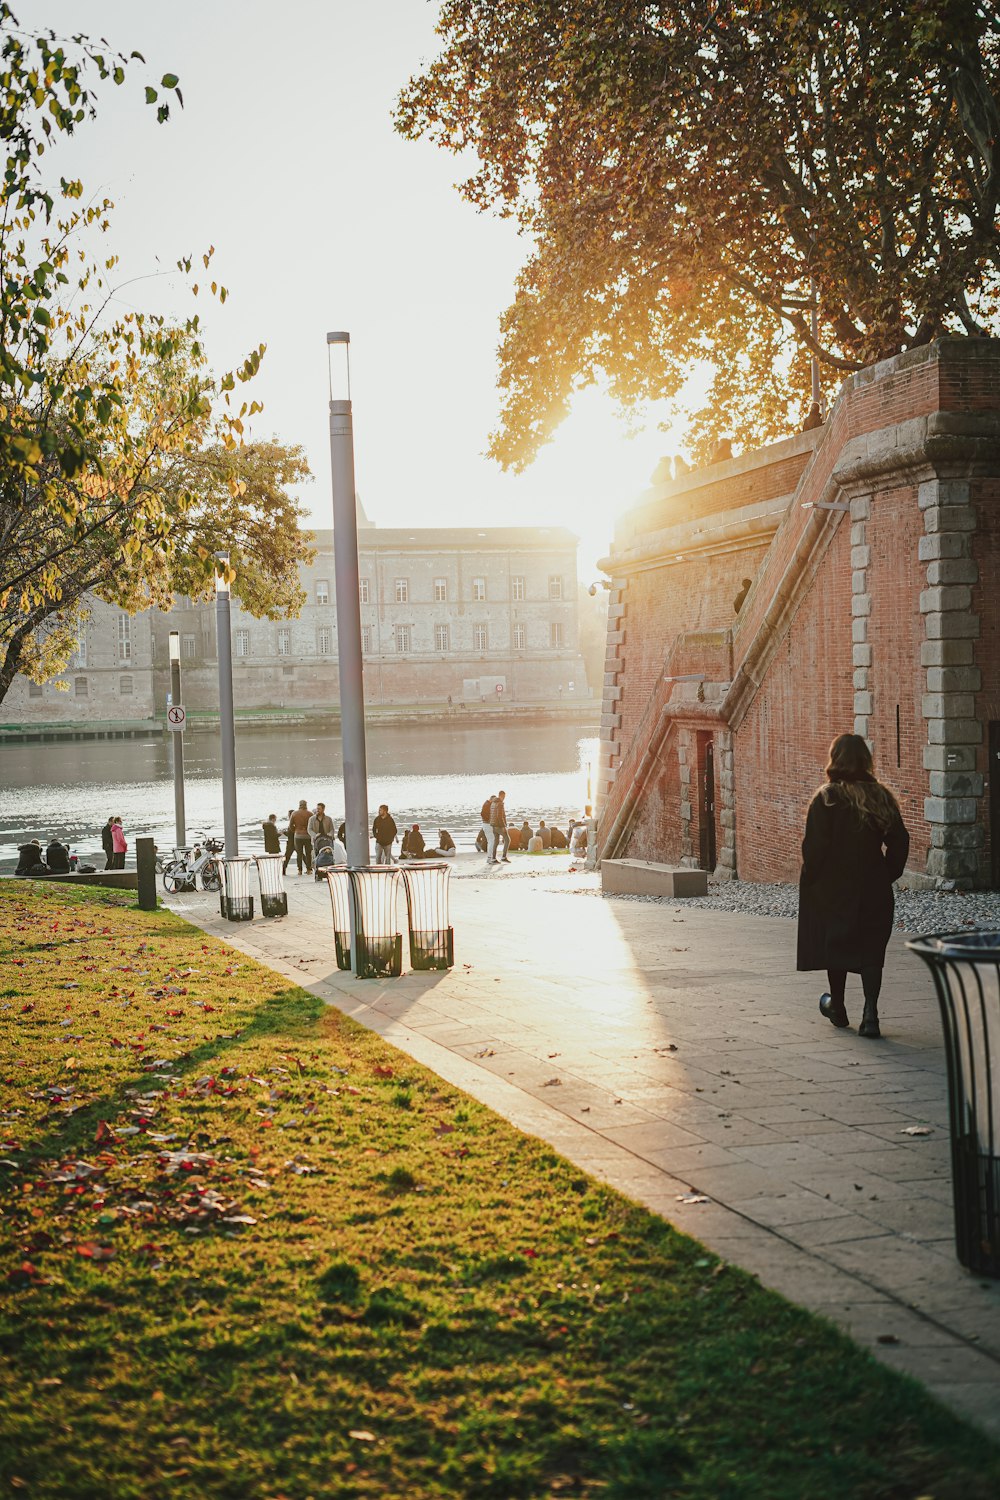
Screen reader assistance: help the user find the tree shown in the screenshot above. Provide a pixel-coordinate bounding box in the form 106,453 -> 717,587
0,333 -> 313,703
0,7 -> 313,704
397,1 -> 1000,463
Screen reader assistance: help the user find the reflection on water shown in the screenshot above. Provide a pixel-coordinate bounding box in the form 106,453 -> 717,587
0,719 -> 599,868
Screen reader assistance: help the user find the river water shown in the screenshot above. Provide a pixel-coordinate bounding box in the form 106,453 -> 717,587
0,719 -> 599,870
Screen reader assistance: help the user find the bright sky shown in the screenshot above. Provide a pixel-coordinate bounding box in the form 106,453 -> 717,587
37,0 -> 686,577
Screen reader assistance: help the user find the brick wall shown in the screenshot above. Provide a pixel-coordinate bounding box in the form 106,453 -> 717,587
601,338 -> 1000,889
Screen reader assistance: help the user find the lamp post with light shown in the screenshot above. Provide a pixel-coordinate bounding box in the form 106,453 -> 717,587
327,331 -> 370,866
215,552 -> 239,858
168,630 -> 186,847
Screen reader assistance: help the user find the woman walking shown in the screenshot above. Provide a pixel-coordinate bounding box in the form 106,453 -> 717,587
797,734 -> 909,1039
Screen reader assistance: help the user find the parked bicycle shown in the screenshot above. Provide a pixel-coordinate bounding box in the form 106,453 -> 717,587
161,836 -> 224,894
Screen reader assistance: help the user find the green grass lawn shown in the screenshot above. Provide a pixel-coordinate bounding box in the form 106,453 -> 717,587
1,881 -> 997,1499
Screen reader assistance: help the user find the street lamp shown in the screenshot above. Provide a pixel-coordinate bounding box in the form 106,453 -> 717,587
168,630 -> 186,848
215,552 -> 239,858
327,331 -> 370,867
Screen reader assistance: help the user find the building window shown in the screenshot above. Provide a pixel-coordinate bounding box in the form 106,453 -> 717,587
434,577 -> 448,602
235,628 -> 250,658
120,674 -> 134,697
73,623 -> 87,669
395,578 -> 408,604
74,677 -> 88,698
550,622 -> 564,649
182,634 -> 197,659
282,665 -> 294,677
316,579 -> 330,605
513,623 -> 526,651
28,681 -> 43,698
512,575 -> 526,602
548,575 -> 563,602
361,626 -> 371,654
472,576 -> 486,602
118,613 -> 132,662
359,578 -> 370,604
277,627 -> 291,656
317,626 -> 332,655
434,623 -> 450,652
474,623 -> 488,653
394,625 -> 410,653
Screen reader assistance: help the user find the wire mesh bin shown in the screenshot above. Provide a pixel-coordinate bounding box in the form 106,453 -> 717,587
401,862 -> 454,971
219,858 -> 255,922
347,867 -> 403,979
907,930 -> 1000,1277
321,868 -> 353,972
254,855 -> 287,918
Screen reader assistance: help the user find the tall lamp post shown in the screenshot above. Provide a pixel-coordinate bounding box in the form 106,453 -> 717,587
327,331 -> 370,866
168,630 -> 186,848
215,553 -> 239,858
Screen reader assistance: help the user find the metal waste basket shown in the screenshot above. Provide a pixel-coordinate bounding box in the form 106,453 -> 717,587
321,868 -> 353,972
401,862 -> 454,971
347,867 -> 403,979
219,857 -> 255,922
254,855 -> 287,918
907,930 -> 1000,1277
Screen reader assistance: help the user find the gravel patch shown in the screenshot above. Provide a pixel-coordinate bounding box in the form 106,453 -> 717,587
595,877 -> 1000,937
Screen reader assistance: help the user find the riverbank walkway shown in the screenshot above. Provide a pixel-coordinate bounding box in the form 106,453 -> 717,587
163,857 -> 1000,1440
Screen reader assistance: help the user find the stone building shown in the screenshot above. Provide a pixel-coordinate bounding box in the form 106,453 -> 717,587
1,519 -> 589,729
597,338 -> 1000,889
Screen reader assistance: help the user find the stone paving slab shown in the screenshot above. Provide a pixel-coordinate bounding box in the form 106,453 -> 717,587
163,869 -> 1000,1441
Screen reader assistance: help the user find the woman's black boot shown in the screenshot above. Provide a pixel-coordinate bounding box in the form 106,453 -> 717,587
819,993 -> 849,1028
858,1001 -> 881,1038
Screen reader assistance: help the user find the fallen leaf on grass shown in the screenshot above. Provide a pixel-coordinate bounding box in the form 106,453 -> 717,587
75,1242 -> 115,1262
372,1064 -> 394,1078
349,1430 -> 377,1443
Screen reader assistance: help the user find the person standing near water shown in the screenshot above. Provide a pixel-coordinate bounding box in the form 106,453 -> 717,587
797,734 -> 909,1039
101,818 -> 115,870
262,814 -> 282,855
373,805 -> 397,864
110,817 -> 128,870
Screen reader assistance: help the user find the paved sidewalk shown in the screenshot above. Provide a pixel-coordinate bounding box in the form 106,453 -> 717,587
165,864 -> 1000,1440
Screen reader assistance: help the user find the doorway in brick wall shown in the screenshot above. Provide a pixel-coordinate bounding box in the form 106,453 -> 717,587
990,722 -> 1000,889
697,733 -> 717,873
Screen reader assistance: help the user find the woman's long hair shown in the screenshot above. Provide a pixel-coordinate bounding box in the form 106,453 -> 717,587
819,734 -> 901,834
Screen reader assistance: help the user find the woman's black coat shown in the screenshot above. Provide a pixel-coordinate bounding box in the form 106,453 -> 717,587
796,789 -> 910,972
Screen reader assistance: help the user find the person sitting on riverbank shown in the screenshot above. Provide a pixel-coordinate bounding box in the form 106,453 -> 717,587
537,820 -> 552,850
401,825 -> 426,859
519,820 -> 533,848
475,828 -> 488,854
45,839 -> 71,874
15,840 -> 43,876
425,829 -> 456,857
550,826 -> 568,849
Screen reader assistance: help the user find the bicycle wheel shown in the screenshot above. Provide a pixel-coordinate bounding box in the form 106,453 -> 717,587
163,866 -> 184,894
201,860 -> 221,892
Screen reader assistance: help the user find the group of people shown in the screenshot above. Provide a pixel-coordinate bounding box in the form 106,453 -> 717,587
14,837 -> 76,877
475,792 -> 590,863
262,801 -> 458,875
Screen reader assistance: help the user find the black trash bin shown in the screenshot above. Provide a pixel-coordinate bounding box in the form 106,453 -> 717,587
347,867 -> 403,979
907,929 -> 1000,1277
321,868 -> 353,971
401,862 -> 454,971
219,858 -> 255,922
254,855 -> 288,918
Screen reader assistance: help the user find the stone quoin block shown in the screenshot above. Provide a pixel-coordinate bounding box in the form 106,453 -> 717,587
924,666 -> 982,693
928,770 -> 985,798
854,667 -> 869,690
852,569 -> 868,594
922,505 -> 976,534
851,594 -> 872,617
926,848 -> 982,881
926,718 -> 984,746
923,744 -> 978,772
921,692 -> 976,720
918,532 -> 971,562
924,796 -> 978,825
918,479 -> 971,509
853,644 -> 873,667
925,559 -> 979,587
850,496 -> 872,521
850,521 -> 867,547
854,715 -> 870,737
919,585 -> 973,614
854,690 -> 874,715
923,612 -> 980,640
920,638 -> 975,667
929,823 -> 986,850
851,545 -> 872,569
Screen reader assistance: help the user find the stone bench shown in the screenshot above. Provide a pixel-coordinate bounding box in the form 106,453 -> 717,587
600,859 -> 708,898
